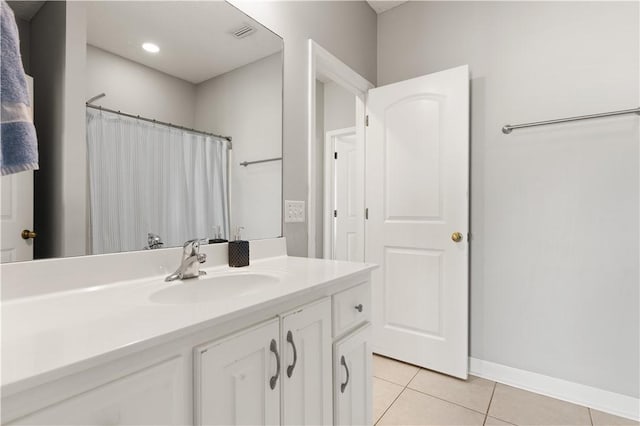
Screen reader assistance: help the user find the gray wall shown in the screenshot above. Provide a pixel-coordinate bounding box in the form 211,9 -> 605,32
62,1 -> 87,258
324,81 -> 355,133
86,45 -> 197,128
230,0 -> 377,256
378,1 -> 639,398
195,53 -> 283,241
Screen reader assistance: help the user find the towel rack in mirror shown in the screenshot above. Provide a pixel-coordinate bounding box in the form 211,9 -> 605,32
240,157 -> 282,167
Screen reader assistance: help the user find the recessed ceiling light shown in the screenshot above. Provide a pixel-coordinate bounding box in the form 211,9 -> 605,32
142,42 -> 160,53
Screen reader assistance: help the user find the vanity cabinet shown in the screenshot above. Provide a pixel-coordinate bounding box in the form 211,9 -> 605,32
194,319 -> 281,425
195,298 -> 333,426
8,357 -> 186,425
333,325 -> 372,426
331,282 -> 373,426
280,298 -> 333,425
3,277 -> 372,426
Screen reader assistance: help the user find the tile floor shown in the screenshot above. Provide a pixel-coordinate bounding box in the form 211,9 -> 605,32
373,354 -> 639,426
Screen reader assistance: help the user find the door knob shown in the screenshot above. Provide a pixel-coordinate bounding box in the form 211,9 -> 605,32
21,229 -> 37,240
451,232 -> 463,243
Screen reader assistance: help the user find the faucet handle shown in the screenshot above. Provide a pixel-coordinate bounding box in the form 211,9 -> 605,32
182,239 -> 201,256
147,233 -> 163,248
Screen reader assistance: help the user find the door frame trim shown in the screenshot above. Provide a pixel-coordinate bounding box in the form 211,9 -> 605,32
307,40 -> 374,258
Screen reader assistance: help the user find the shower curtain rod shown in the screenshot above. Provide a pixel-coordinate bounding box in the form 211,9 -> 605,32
85,103 -> 233,145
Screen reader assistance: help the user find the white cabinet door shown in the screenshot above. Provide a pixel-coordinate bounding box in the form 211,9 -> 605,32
334,324 -> 372,426
366,65 -> 469,378
195,319 -> 281,426
8,357 -> 186,425
280,298 -> 332,425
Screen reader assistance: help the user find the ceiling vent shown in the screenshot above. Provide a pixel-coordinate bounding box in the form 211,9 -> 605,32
231,24 -> 256,39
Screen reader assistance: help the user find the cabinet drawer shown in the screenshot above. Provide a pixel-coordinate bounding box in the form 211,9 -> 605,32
332,282 -> 371,337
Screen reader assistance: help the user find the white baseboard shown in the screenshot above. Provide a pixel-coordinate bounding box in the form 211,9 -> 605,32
469,357 -> 640,422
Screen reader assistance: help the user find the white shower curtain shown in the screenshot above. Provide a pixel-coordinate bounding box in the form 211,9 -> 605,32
86,108 -> 230,254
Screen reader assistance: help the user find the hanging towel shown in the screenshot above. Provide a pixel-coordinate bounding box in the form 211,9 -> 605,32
0,0 -> 37,176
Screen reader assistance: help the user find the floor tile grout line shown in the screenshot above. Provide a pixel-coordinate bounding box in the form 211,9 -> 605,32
374,383 -> 409,425
373,372 -> 418,388
588,408 -> 594,426
407,367 -> 421,385
375,366 -> 421,425
483,382 -> 497,426
403,381 -> 494,417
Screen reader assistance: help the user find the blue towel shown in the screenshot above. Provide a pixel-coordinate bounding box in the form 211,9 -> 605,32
1,0 -> 37,175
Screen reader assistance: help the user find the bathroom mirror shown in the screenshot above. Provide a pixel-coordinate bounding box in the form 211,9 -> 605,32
4,1 -> 283,262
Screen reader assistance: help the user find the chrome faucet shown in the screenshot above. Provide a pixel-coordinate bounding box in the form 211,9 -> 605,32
165,239 -> 207,282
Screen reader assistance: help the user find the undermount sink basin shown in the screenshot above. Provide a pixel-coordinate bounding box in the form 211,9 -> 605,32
150,272 -> 280,304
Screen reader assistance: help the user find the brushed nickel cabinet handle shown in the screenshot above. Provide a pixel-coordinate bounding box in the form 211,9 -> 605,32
286,330 -> 297,378
340,355 -> 350,393
269,339 -> 280,390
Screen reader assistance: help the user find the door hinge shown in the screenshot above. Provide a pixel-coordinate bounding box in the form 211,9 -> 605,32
334,210 -> 338,218
365,208 -> 369,220
365,115 -> 369,127
334,152 -> 338,160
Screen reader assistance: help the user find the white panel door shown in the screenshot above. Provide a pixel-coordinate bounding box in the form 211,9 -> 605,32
333,324 -> 372,426
195,319 -> 281,426
9,357 -> 186,425
334,132 -> 364,262
0,171 -> 33,262
281,298 -> 332,425
366,65 -> 469,378
1,76 -> 34,263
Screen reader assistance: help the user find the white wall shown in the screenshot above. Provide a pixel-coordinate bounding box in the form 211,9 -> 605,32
86,45 -> 196,128
195,54 -> 282,241
229,0 -> 377,255
378,1 -> 639,399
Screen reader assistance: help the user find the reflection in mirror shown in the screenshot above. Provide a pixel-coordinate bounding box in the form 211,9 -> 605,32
2,1 -> 283,262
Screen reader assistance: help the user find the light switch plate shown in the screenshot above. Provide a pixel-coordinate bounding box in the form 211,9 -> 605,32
284,200 -> 305,223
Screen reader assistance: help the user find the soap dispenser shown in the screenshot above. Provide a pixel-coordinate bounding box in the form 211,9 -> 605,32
228,227 -> 249,267
208,225 -> 228,244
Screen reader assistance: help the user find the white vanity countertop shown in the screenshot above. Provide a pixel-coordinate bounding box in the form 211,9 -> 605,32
1,254 -> 375,393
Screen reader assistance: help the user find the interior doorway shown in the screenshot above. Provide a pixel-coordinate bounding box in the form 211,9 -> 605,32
323,127 -> 363,261
307,40 -> 373,260
308,40 -> 470,379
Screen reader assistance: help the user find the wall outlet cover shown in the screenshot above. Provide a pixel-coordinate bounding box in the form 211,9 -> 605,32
284,200 -> 305,223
